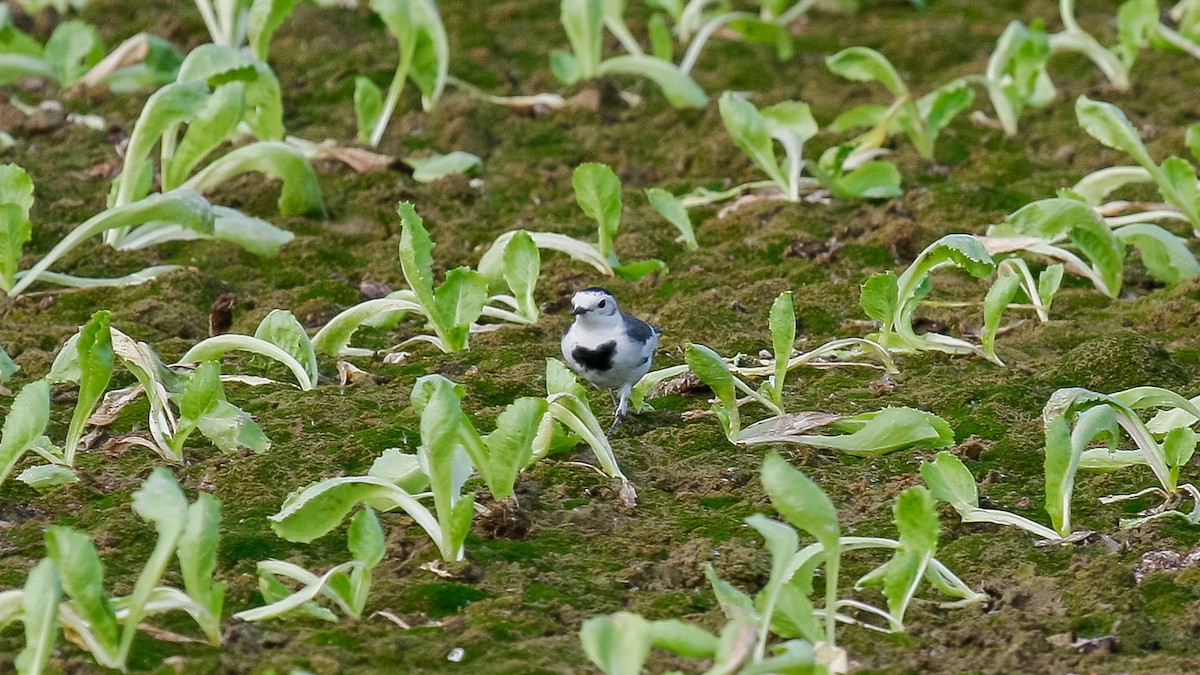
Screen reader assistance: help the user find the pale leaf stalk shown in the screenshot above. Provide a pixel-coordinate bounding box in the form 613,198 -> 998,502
369,33 -> 416,148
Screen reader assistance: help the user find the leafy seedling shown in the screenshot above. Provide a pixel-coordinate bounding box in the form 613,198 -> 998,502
356,0 -> 449,147
235,508 -> 386,622
827,46 -> 974,161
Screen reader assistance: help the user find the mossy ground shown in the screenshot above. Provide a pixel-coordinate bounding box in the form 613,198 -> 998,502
3,0 -> 1200,672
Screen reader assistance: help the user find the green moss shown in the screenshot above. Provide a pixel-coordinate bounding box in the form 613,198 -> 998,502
402,582 -> 494,617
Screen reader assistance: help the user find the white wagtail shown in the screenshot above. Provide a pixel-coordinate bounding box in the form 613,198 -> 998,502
561,287 -> 660,434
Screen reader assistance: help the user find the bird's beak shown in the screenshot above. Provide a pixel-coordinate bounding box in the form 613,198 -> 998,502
571,306 -> 586,315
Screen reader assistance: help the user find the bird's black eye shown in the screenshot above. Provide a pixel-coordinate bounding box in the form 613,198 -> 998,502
598,299 -> 607,308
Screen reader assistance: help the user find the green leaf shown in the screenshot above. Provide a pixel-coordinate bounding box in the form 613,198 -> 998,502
65,311 -> 114,464
768,291 -> 795,406
397,200 -> 439,320
433,267 -> 489,351
406,151 -> 482,183
743,407 -> 954,456
612,258 -> 667,281
1045,405 -> 1113,536
42,20 -> 103,86
45,526 -> 119,659
1038,263 -> 1064,307
573,163 -> 623,261
120,468 -> 189,663
112,81 -> 211,207
859,271 -> 898,324
580,613 -> 652,675
719,92 -> 787,191
255,309 -> 318,387
270,475 -> 441,550
647,13 -> 672,61
1075,95 -> 1155,169
760,451 -> 840,549
919,451 -> 979,512
247,0 -> 304,61
999,198 -> 1126,297
879,486 -> 938,626
922,83 -> 975,136
502,230 -> 541,320
0,379 -> 51,487
596,54 -> 707,108
647,619 -> 717,657
183,141 -> 325,217
826,46 -> 907,97
0,163 -> 34,291
685,343 -> 740,442
644,187 -> 697,251
177,493 -> 224,643
178,333 -> 313,390
16,558 -> 60,675
483,397 -> 549,499
414,374 -> 482,559
349,507 -> 386,568
176,44 -> 284,140
560,0 -> 603,77
981,273 -> 1021,364
0,343 -> 17,382
1116,223 -> 1200,285
833,160 -> 903,199
17,464 -> 78,490
354,76 -> 384,144
1187,123 -> 1200,165
163,82 -> 246,190
1163,426 -> 1198,469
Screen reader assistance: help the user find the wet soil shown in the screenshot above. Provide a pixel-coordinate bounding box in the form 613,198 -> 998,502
4,0 -> 1200,673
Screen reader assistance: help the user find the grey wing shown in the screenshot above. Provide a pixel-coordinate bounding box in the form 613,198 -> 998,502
622,313 -> 655,344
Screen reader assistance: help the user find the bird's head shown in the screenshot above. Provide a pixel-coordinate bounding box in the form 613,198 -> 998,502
570,287 -> 620,322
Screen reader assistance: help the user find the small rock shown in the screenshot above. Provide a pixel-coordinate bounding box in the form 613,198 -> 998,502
447,647 -> 466,663
26,100 -> 66,133
1052,145 -> 1075,164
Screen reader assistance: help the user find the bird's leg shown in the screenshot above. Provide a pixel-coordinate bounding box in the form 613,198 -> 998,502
607,384 -> 632,437
608,389 -> 619,409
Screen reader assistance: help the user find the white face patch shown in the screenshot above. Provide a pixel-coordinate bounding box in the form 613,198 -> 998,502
571,289 -> 619,318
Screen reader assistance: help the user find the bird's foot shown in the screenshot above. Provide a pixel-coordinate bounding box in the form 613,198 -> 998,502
606,411 -> 627,437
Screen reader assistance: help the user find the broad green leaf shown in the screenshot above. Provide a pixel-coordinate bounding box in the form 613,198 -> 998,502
546,357 -> 588,399
368,448 -> 430,493
746,407 -> 953,456
1187,123 -> 1200,165
178,333 -> 313,390
433,267 -> 489,351
719,92 -> 786,191
177,493 -> 224,643
1046,405 -> 1115,535
833,160 -> 903,199
0,343 -> 16,382
1163,426 -> 1198,469
17,464 -> 78,489
502,230 -> 541,320
831,103 -> 891,133
64,311 -> 114,464
1075,95 -> 1155,169
685,343 -> 739,442
549,50 -> 581,84
1116,223 -> 1200,284
705,563 -> 757,621
999,198 -> 1126,296
0,379 -> 51,486
895,235 -> 994,328
596,54 -> 707,108
647,619 -> 717,658
120,468 -> 189,663
42,20 -> 103,86
45,526 -> 119,657
923,83 -> 975,136
163,82 -> 246,190
405,0 -> 450,110
981,273 -> 1021,364
255,309 -> 318,386
112,81 -> 210,207
414,374 -> 483,558
612,257 -> 667,281
580,613 -> 652,675
16,558 -> 59,675
760,451 -> 839,549
406,151 -> 482,183
1038,263 -> 1064,307
826,46 -> 907,97
859,271 -> 898,324
768,291 -> 795,406
878,486 -> 938,626
919,451 -> 979,512
247,0 -> 304,61
174,361 -> 223,451
176,44 -> 283,140
645,187 -> 697,251
354,76 -> 383,144
560,0 -> 603,77
0,163 -> 34,291
311,297 -> 423,357
1160,155 -> 1200,224
647,13 -> 672,61
483,397 -> 549,499
270,475 -> 441,549
206,207 -> 294,256
196,399 -> 271,454
349,506 -> 386,568
769,580 -> 821,643
573,163 -> 623,260
183,141 -> 325,217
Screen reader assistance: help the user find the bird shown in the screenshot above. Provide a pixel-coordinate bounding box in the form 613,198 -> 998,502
561,287 -> 660,435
